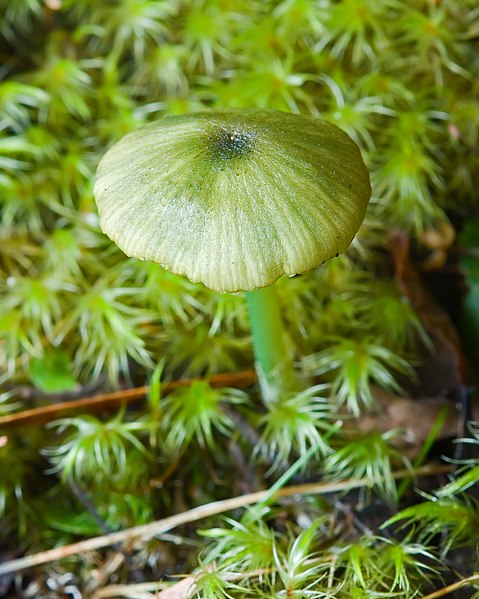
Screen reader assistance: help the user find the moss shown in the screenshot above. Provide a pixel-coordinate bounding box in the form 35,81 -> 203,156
0,0 -> 478,595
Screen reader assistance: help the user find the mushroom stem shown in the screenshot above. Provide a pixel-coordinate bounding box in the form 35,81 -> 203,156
246,285 -> 296,395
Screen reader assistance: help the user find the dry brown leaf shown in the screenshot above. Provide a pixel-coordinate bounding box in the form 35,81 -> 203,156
157,576 -> 196,599
390,230 -> 469,393
358,385 -> 479,458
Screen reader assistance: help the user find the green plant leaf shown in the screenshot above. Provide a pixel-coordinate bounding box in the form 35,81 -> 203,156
30,350 -> 78,393
42,505 -> 103,536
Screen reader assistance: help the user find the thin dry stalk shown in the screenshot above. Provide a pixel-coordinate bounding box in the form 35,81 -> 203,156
421,574 -> 479,599
0,370 -> 256,428
0,463 -> 452,577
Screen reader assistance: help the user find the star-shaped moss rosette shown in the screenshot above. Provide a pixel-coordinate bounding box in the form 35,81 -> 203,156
94,109 -> 371,389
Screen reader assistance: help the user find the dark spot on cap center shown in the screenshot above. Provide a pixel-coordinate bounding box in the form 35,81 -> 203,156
208,129 -> 255,161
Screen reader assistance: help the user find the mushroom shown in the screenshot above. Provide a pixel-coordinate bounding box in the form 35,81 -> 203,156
94,109 -> 371,390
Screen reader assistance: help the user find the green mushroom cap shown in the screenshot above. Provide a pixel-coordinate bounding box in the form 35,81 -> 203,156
94,109 -> 371,293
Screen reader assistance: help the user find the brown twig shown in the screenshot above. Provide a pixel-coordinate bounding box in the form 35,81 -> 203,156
421,574 -> 479,599
148,446 -> 187,489
0,370 -> 256,429
94,581 -> 167,598
0,463 -> 452,577
94,568 -> 272,598
94,557 -> 479,599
